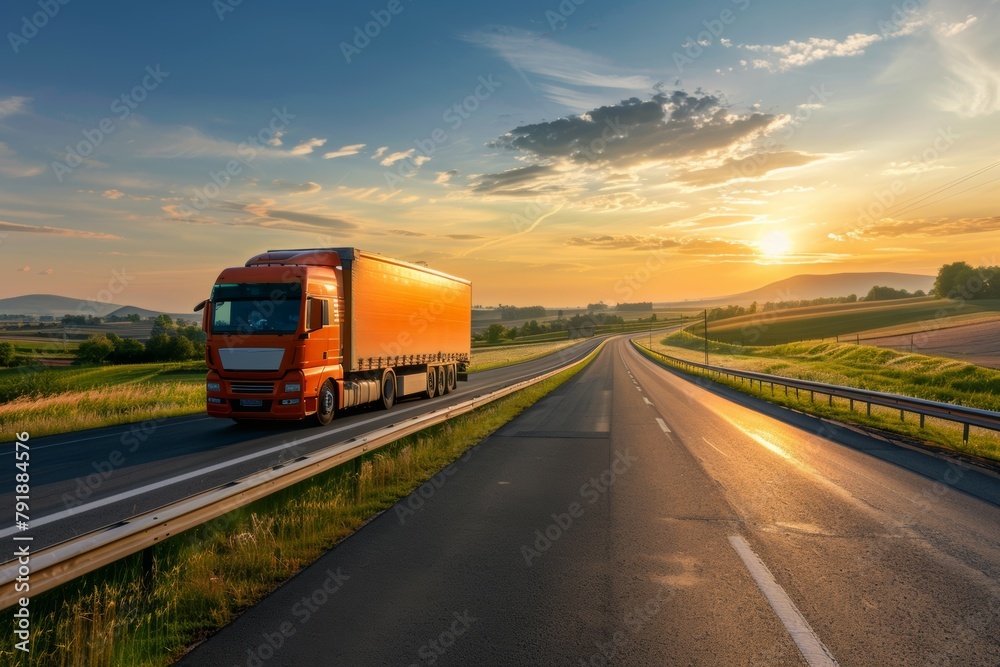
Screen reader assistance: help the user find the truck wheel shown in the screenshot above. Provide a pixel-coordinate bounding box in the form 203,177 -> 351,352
445,365 -> 456,393
381,370 -> 396,410
435,367 -> 446,396
426,369 -> 437,399
315,380 -> 336,426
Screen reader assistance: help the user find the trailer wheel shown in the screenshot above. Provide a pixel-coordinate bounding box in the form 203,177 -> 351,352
435,366 -> 446,397
315,380 -> 336,426
425,369 -> 437,399
444,365 -> 455,394
381,369 -> 396,410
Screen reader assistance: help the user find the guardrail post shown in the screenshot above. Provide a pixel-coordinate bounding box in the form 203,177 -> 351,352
920,414 -> 925,429
810,391 -> 814,402
849,398 -> 854,411
963,423 -> 970,443
900,409 -> 905,422
828,395 -> 833,407
867,402 -> 871,417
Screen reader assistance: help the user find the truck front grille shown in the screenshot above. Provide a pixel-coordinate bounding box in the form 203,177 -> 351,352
229,382 -> 275,394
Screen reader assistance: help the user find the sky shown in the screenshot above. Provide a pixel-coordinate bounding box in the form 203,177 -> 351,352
0,0 -> 998,312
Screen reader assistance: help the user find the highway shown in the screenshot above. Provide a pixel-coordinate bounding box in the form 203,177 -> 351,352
179,336 -> 1000,666
0,337 -> 603,560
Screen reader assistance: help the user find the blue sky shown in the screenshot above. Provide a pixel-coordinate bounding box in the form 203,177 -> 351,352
1,0 -> 998,310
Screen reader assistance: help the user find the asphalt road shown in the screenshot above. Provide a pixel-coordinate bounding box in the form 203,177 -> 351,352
0,337 -> 604,560
179,337 -> 1000,666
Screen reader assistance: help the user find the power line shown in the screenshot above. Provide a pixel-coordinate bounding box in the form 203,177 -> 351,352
881,159 -> 1000,217
890,173 -> 1000,218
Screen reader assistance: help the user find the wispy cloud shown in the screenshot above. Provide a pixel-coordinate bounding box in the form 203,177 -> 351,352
380,149 -> 416,166
0,142 -> 42,177
0,220 -> 121,240
323,143 -> 366,159
289,138 -> 326,156
739,33 -> 882,72
0,96 -> 31,119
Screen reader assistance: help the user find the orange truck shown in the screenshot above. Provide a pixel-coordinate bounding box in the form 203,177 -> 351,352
195,248 -> 471,424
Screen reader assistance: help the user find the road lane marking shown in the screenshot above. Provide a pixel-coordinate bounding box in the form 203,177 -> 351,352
702,437 -> 729,457
655,418 -> 671,433
643,397 -> 653,405
729,535 -> 839,667
0,419 -> 367,539
635,386 -> 642,392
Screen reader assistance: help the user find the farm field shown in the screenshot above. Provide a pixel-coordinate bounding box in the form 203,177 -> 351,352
696,297 -> 1000,346
861,319 -> 1000,369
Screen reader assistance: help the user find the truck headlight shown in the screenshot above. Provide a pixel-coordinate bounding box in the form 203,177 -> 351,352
207,382 -> 221,392
284,382 -> 302,393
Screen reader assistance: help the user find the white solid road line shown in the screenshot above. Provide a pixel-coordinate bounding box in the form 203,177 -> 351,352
729,535 -> 839,667
0,419 -> 365,539
702,437 -> 729,458
655,418 -> 671,434
643,397 -> 653,405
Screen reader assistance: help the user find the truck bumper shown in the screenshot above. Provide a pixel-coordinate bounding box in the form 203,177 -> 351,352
206,370 -> 311,420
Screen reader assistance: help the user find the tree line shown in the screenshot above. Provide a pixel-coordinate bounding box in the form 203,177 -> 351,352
75,315 -> 205,364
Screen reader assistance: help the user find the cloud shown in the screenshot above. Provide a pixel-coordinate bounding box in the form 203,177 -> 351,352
289,138 -> 326,156
466,29 -> 655,108
0,142 -> 42,177
102,189 -> 126,199
388,229 -> 426,237
845,216 -> 1000,240
470,165 -> 566,196
268,180 -> 322,195
567,234 -> 682,250
444,234 -> 485,240
17,266 -> 30,272
740,32 -> 882,72
0,220 -> 121,240
939,15 -> 978,37
676,151 -> 825,187
39,268 -> 53,275
380,149 -> 416,166
0,96 -> 31,119
323,143 -> 366,159
933,36 -> 1000,117
216,201 -> 358,233
371,146 -> 388,159
572,192 -> 679,212
267,131 -> 285,147
435,169 -> 458,185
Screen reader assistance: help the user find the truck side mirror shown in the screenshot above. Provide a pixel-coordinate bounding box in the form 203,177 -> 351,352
308,297 -> 324,331
194,299 -> 210,333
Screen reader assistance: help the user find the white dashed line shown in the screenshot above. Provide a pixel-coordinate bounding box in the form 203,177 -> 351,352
729,535 -> 839,667
655,418 -> 671,433
643,397 -> 653,405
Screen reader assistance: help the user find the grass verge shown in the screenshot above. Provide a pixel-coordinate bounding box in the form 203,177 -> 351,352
634,337 -> 1000,463
467,339 -> 584,372
1,343 -> 602,667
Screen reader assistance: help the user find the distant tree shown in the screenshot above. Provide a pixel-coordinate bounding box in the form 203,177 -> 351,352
151,314 -> 176,338
587,301 -> 607,312
0,341 -> 14,367
846,294 -> 858,303
505,326 -> 518,341
106,335 -> 146,364
145,333 -> 173,361
865,285 -> 912,301
748,301 -> 758,315
557,310 -> 563,318
76,335 -> 115,364
127,313 -> 141,323
486,323 -> 505,344
933,261 -> 975,299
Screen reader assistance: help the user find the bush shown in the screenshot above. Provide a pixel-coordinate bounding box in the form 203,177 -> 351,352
0,341 -> 14,367
76,335 -> 115,364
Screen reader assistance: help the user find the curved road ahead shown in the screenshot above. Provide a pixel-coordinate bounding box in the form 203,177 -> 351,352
181,336 -> 1000,666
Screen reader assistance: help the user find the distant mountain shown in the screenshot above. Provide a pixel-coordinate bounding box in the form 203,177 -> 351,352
664,272 -> 935,308
0,294 -> 195,321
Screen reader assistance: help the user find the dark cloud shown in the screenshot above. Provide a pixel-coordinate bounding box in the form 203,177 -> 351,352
444,234 -> 485,240
489,92 -> 777,168
388,229 -> 426,237
470,165 -> 559,195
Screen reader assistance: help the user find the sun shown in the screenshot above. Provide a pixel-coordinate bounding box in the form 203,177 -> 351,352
758,231 -> 793,256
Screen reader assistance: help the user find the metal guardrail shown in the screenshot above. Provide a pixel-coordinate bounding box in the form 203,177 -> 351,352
631,340 -> 1000,442
0,340 -> 607,610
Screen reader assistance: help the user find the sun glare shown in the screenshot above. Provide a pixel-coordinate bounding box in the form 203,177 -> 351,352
759,231 -> 792,256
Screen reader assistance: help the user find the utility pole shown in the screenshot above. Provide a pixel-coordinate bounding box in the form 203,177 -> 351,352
704,308 -> 709,365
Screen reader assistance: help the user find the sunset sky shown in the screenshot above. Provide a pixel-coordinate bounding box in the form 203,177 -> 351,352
1,0 -> 998,312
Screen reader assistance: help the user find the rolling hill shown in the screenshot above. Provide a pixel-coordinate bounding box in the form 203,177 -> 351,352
0,294 -> 194,321
664,272 -> 935,307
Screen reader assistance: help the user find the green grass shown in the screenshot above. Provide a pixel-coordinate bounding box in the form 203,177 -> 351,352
0,362 -> 206,437
693,298 -> 1000,346
640,333 -> 1000,461
469,339 -> 584,372
1,343 -> 602,667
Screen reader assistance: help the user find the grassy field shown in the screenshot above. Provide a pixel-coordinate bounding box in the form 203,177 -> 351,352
467,339 -> 583,371
1,344 -> 601,667
643,332 -> 1000,460
0,362 -> 205,437
693,297 -> 1000,346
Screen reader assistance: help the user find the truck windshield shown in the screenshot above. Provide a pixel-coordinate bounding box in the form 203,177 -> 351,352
210,283 -> 302,335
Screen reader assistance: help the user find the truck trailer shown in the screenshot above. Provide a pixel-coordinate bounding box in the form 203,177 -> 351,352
195,248 -> 471,424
